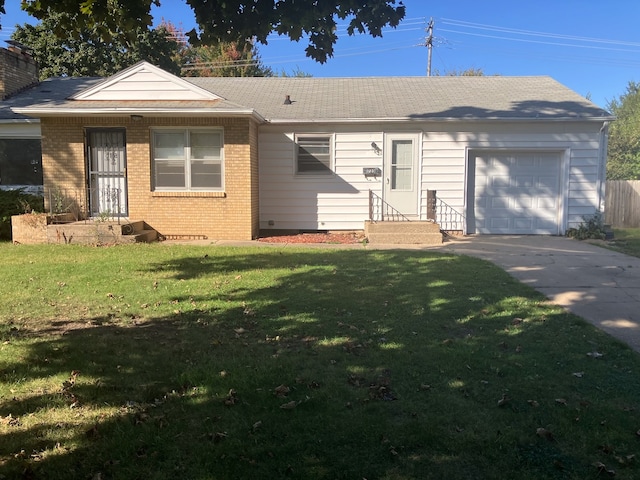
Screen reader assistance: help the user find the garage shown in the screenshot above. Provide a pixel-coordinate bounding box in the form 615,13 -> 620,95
468,151 -> 563,234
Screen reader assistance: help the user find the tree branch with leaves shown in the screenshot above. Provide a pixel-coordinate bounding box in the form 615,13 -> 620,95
18,0 -> 405,63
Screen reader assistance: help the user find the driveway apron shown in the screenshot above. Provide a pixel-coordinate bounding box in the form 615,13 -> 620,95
441,235 -> 640,352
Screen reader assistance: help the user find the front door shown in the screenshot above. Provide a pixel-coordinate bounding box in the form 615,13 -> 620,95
384,133 -> 419,216
87,129 -> 128,217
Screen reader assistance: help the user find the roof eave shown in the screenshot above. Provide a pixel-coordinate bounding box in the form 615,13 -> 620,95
11,107 -> 266,123
266,115 -> 616,124
0,118 -> 41,124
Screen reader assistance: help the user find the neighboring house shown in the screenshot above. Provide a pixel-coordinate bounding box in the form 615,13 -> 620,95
8,58 -> 614,240
0,43 -> 43,194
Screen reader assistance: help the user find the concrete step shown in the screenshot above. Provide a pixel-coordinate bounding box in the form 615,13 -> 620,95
133,229 -> 158,243
366,221 -> 441,234
365,221 -> 443,245
121,220 -> 146,235
367,232 -> 443,245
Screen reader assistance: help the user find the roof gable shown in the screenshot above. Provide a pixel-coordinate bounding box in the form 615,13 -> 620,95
71,62 -> 221,101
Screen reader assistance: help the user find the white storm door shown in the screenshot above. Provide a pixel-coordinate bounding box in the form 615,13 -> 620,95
87,129 -> 128,217
384,134 -> 419,216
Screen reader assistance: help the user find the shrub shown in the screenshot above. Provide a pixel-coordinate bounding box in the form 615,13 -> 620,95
0,189 -> 44,240
566,211 -> 606,240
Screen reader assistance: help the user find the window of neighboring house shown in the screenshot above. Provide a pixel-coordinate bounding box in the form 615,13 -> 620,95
152,129 -> 224,190
295,134 -> 333,175
0,138 -> 42,186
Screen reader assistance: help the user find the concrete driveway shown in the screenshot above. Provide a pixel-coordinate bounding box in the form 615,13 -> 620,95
441,235 -> 640,352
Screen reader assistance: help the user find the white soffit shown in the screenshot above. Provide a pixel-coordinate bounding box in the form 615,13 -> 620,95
71,61 -> 222,101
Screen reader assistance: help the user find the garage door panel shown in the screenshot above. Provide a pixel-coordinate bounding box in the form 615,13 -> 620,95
471,152 -> 562,235
515,176 -> 534,187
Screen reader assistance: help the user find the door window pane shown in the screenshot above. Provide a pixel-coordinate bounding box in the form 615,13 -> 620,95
391,140 -> 413,190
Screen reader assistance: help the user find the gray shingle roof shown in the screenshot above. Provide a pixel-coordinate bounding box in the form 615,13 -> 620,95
5,74 -> 612,122
186,76 -> 611,121
1,77 -> 102,120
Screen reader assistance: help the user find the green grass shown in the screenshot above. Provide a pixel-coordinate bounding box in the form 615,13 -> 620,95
607,228 -> 640,258
1,243 -> 640,479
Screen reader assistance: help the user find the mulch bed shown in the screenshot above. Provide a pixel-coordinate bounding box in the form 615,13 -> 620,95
257,232 -> 365,244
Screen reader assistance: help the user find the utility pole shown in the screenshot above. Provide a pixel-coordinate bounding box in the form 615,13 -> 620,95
426,17 -> 434,77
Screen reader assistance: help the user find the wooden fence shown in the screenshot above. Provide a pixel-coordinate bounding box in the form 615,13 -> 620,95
605,180 -> 640,227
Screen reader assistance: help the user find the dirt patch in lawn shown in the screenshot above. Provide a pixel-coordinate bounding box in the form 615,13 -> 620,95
257,232 -> 366,244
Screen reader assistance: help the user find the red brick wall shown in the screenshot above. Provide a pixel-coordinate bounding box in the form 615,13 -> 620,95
40,116 -> 260,240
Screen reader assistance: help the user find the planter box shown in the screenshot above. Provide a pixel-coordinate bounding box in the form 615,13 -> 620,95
11,213 -> 48,244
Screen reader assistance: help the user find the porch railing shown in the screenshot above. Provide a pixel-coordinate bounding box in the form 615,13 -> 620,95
45,186 -> 127,223
369,189 -> 466,233
369,190 -> 411,222
434,196 -> 466,233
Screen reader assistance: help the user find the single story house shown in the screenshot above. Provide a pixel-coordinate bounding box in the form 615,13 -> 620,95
6,51 -> 614,240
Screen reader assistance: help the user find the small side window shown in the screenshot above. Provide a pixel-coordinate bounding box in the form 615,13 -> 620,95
295,135 -> 332,174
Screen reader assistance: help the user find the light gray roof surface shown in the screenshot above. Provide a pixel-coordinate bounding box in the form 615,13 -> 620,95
1,77 -> 101,120
186,76 -> 612,121
5,75 -> 612,122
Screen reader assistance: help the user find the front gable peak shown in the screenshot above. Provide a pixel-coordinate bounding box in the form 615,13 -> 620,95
71,62 -> 221,101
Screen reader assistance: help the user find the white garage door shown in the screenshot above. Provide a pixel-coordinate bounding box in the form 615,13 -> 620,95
471,152 -> 562,234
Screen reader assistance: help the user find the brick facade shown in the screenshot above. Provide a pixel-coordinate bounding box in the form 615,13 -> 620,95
0,47 -> 39,100
40,116 -> 260,240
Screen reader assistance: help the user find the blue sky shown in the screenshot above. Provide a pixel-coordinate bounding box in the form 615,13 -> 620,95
2,0 -> 640,109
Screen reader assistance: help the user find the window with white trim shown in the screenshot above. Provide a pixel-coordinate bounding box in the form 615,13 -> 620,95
295,134 -> 333,175
152,128 -> 223,190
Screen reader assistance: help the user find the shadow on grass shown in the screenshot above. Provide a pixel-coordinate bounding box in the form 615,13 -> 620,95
1,249 -> 638,479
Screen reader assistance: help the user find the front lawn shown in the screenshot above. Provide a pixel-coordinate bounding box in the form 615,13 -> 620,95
608,228 -> 640,258
1,243 -> 639,479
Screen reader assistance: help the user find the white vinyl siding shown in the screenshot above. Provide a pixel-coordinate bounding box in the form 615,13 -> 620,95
260,128 -> 382,230
152,128 -> 223,191
258,122 -> 605,233
421,122 -> 604,234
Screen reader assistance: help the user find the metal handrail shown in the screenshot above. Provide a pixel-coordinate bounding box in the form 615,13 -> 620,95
368,190 -> 411,222
435,197 -> 466,233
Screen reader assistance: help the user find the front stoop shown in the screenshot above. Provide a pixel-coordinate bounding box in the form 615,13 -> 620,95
46,220 -> 158,245
365,221 -> 443,245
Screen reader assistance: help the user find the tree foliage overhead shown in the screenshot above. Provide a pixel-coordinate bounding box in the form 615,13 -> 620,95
19,0 -> 406,63
607,82 -> 640,180
11,12 -> 181,79
162,22 -> 274,78
10,15 -> 278,79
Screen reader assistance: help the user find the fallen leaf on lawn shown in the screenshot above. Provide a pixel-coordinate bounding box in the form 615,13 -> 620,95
593,461 -> 616,476
497,394 -> 510,407
274,384 -> 290,397
528,400 -> 539,407
234,327 -> 246,334
573,372 -> 585,378
224,389 -> 239,406
511,317 -> 523,325
587,351 -> 604,358
210,432 -> 227,443
536,427 -> 554,441
252,421 -> 262,431
555,398 -> 568,406
614,454 -> 635,465
280,400 -> 298,410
